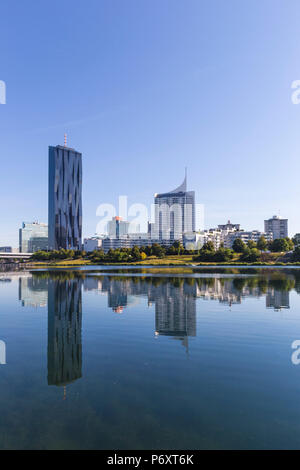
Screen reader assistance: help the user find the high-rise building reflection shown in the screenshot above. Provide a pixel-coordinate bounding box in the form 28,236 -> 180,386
18,275 -> 48,307
82,274 -> 296,351
12,271 -> 295,364
154,282 -> 196,352
266,288 -> 290,311
85,276 -> 197,351
47,277 -> 83,394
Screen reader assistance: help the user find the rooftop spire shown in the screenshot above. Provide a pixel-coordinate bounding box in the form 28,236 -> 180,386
64,133 -> 67,147
169,169 -> 187,193
155,169 -> 188,197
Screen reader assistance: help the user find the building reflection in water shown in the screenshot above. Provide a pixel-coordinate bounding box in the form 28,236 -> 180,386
85,276 -> 197,351
153,282 -> 196,351
18,275 -> 48,308
84,276 -> 139,312
12,271 -> 295,363
47,277 -> 83,396
83,273 -> 295,348
266,289 -> 290,311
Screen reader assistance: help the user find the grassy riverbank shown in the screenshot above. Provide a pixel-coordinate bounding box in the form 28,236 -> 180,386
26,253 -> 300,268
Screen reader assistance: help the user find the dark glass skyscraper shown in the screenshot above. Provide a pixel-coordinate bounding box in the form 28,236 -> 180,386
48,144 -> 82,250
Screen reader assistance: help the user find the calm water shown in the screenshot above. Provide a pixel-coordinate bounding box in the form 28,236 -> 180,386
1,266 -> 300,449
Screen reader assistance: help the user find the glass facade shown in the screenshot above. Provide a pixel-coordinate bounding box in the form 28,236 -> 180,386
48,145 -> 82,250
19,222 -> 48,253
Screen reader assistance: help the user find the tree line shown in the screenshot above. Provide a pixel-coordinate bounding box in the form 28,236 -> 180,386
30,242 -> 187,263
194,236 -> 296,263
30,236 -> 300,264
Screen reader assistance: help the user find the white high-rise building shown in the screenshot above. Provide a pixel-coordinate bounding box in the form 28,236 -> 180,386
264,216 -> 288,240
154,172 -> 195,242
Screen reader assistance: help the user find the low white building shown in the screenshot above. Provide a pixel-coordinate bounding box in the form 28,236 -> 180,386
83,237 -> 103,252
102,234 -> 177,253
224,230 -> 273,249
183,230 -> 227,250
183,228 -> 273,251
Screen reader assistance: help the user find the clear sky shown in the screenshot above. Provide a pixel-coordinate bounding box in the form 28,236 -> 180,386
1,0 -> 300,247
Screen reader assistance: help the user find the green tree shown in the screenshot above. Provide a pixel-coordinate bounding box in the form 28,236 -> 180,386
131,246 -> 142,261
194,242 -> 216,262
151,243 -> 166,258
196,250 -> 215,262
247,240 -> 257,249
285,237 -> 294,251
201,241 -> 215,252
269,238 -> 290,252
293,246 -> 300,262
240,248 -> 261,262
173,240 -> 184,255
214,247 -> 234,262
257,236 -> 268,251
232,238 -> 247,253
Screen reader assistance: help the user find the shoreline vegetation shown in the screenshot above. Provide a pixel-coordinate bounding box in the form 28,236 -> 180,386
25,236 -> 300,268
26,259 -> 300,268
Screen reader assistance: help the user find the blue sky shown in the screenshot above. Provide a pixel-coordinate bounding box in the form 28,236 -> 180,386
1,0 -> 300,247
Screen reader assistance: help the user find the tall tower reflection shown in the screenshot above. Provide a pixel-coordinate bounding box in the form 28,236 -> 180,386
154,281 -> 196,352
48,277 -> 83,394
86,276 -> 197,352
266,288 -> 290,311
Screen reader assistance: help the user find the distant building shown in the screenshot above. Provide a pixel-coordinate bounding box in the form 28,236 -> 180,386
183,219 -> 241,251
154,172 -> 195,242
108,216 -> 130,238
102,234 -> 151,252
183,230 -> 222,250
183,227 -> 239,250
48,142 -> 82,250
264,215 -> 288,240
83,237 -> 103,252
19,222 -> 48,253
183,232 -> 205,250
224,230 -> 273,248
148,222 -> 155,235
0,246 -> 12,253
218,220 -> 240,231
102,233 -> 176,253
